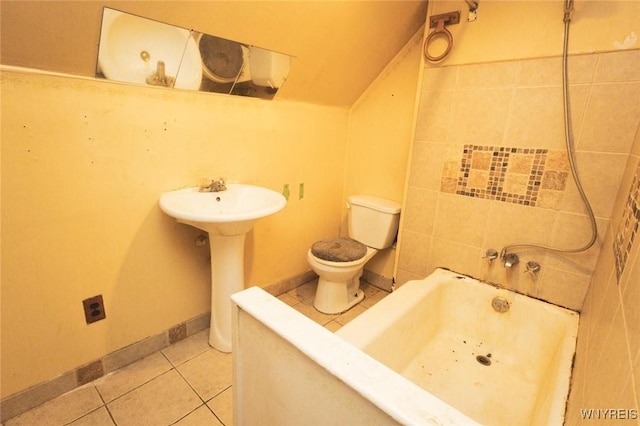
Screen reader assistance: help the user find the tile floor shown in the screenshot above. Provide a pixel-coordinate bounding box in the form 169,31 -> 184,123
4,280 -> 388,426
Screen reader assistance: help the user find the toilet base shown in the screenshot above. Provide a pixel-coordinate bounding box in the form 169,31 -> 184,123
313,278 -> 365,314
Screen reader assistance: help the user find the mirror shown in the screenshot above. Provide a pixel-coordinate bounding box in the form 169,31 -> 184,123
96,8 -> 292,100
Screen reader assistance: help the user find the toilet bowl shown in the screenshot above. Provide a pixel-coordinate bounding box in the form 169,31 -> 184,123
308,195 -> 401,314
308,244 -> 377,314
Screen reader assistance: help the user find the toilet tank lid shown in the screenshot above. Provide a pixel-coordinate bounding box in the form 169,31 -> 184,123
348,195 -> 401,214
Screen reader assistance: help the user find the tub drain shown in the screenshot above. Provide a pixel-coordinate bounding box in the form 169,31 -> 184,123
476,355 -> 492,366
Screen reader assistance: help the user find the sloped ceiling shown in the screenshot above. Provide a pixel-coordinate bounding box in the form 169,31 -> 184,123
0,1 -> 428,107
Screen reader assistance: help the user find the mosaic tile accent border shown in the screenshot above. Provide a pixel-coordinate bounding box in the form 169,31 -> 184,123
441,145 -> 569,208
614,162 -> 640,283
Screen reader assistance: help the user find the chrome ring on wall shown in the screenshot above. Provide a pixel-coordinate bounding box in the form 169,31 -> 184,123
424,19 -> 453,62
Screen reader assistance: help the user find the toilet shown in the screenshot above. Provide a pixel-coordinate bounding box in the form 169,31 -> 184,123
308,195 -> 401,314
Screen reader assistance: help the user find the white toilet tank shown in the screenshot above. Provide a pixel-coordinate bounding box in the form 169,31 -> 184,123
347,195 -> 401,249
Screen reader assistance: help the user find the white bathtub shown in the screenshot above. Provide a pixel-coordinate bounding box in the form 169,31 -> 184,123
232,268 -> 578,425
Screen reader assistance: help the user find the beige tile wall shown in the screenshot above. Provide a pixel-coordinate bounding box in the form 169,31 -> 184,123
397,49 -> 640,311
565,119 -> 640,424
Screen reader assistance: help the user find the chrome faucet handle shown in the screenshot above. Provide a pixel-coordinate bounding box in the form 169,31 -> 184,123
525,261 -> 541,279
214,177 -> 226,191
483,248 -> 499,264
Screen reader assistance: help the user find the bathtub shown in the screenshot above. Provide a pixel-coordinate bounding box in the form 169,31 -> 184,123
231,268 -> 578,425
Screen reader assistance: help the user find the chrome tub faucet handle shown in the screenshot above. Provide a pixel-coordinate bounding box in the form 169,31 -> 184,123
483,248 -> 499,264
525,261 -> 541,279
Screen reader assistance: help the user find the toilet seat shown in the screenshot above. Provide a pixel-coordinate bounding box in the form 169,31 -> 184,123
311,237 -> 367,262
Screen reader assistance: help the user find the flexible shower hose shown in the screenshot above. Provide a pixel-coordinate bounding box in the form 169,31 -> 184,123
500,0 -> 598,257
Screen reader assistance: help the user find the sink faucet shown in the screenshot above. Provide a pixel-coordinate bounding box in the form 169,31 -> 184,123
146,60 -> 176,87
199,177 -> 227,192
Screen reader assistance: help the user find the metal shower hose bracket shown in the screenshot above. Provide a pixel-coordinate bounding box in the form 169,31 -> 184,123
424,11 -> 460,62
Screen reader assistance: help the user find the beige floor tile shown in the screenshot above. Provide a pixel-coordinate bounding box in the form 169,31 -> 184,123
360,282 -> 379,298
324,320 -> 343,332
335,305 -> 368,325
95,352 -> 172,403
5,385 -> 103,426
107,370 -> 201,426
162,329 -> 211,367
207,386 -> 233,426
300,296 -> 317,307
276,293 -> 298,306
291,301 -> 337,326
68,407 -> 115,425
177,349 -> 232,401
362,288 -> 389,308
287,280 -> 317,303
174,405 -> 223,425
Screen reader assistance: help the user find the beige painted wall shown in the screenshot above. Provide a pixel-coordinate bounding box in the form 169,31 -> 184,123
343,27 -> 424,280
0,71 -> 348,398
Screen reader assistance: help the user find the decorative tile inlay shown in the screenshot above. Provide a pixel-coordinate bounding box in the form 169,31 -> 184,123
169,323 -> 188,344
76,360 -> 104,386
614,162 -> 640,283
441,145 -> 568,208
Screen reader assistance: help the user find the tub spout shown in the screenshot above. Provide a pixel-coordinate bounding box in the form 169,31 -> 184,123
503,253 -> 519,269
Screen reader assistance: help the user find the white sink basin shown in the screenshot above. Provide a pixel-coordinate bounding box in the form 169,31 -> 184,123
97,8 -> 203,90
159,183 -> 286,352
159,184 -> 286,235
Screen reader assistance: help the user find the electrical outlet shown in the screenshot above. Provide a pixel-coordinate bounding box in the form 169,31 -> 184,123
83,295 -> 106,324
299,183 -> 305,200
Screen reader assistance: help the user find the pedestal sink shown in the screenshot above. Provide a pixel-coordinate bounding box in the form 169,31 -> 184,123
159,184 -> 286,352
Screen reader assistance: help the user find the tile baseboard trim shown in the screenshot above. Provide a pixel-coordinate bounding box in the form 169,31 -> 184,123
263,270 -> 318,297
0,312 -> 210,423
262,269 -> 392,294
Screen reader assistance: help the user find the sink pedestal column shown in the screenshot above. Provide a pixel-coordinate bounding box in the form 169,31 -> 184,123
159,185 -> 287,353
208,233 -> 245,352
